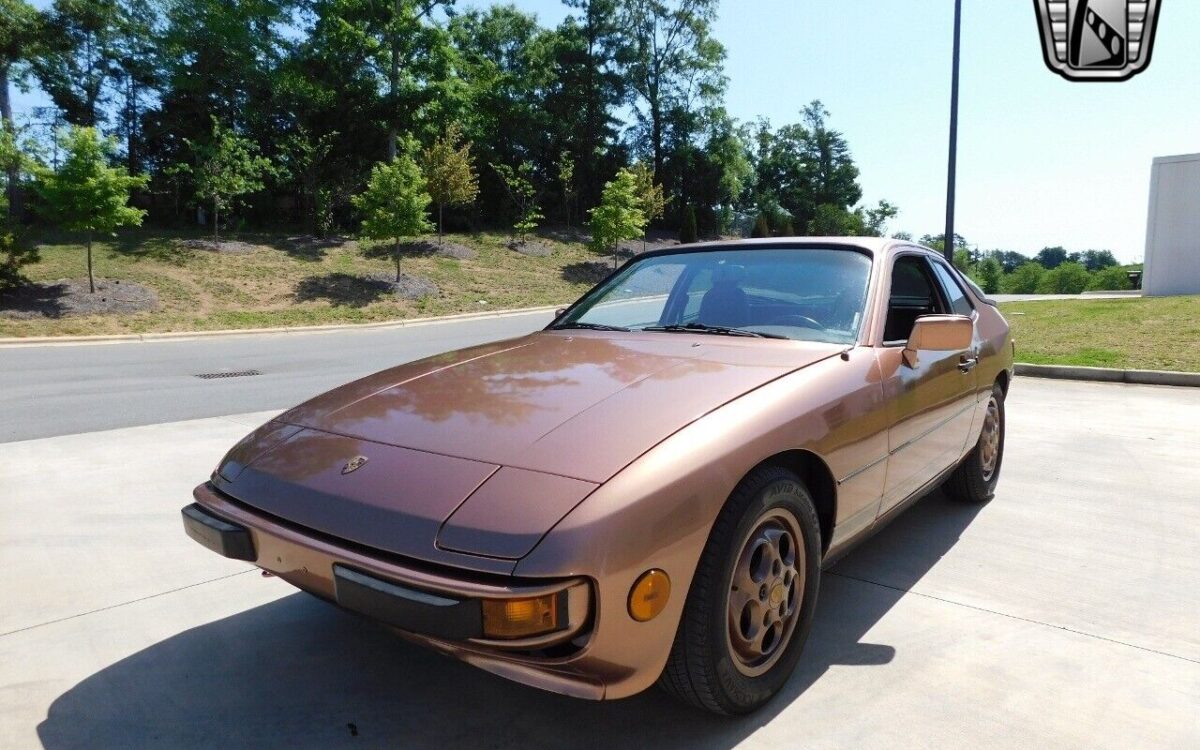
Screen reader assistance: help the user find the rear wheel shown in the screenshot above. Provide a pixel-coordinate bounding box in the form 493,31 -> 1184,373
658,465 -> 821,715
946,382 -> 1006,503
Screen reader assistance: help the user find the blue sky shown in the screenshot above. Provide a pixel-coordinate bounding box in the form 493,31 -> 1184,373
14,1 -> 1198,261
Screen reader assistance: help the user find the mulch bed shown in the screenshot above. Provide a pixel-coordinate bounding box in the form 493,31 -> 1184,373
366,272 -> 439,300
0,278 -> 159,319
396,239 -> 477,260
508,240 -> 553,258
179,239 -> 260,255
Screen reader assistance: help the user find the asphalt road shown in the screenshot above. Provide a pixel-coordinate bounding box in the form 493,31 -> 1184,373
1,378 -> 1198,749
0,310 -> 556,443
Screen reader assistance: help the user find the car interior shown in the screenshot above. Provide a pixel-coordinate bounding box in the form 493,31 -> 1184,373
884,255 -> 951,343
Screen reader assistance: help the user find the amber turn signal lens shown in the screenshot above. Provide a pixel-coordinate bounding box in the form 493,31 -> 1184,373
481,594 -> 559,639
628,569 -> 670,622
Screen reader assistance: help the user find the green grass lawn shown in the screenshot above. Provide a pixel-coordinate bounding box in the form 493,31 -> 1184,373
0,229 -> 607,338
1001,296 -> 1200,372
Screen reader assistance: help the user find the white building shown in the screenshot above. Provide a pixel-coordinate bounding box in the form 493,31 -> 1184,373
1143,153 -> 1200,296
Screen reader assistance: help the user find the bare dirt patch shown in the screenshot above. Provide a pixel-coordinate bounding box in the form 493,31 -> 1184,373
0,278 -> 159,319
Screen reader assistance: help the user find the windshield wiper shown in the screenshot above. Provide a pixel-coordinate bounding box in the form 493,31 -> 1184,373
552,322 -> 632,332
640,323 -> 789,340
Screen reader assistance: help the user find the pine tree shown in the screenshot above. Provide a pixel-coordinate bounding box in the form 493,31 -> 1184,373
680,204 -> 698,244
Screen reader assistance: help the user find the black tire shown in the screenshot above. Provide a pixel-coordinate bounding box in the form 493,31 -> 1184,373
946,382 -> 1006,503
658,465 -> 822,715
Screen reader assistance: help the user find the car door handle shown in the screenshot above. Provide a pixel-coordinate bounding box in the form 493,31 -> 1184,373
958,355 -> 978,373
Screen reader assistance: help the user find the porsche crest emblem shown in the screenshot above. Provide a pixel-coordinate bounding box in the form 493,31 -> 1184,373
341,455 -> 369,475
1034,0 -> 1162,81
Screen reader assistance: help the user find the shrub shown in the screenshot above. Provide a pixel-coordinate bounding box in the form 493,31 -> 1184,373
1036,262 -> 1090,294
751,213 -> 770,238
1001,262 -> 1046,294
1087,266 -> 1133,291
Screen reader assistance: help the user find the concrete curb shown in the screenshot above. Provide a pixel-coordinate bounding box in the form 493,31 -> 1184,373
1016,363 -> 1200,388
0,304 -> 563,348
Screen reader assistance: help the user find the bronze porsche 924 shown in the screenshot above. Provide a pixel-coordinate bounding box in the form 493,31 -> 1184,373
183,238 -> 1013,714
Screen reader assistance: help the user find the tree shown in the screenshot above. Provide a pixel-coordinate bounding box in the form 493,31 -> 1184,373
422,122 -> 479,245
1036,261 -> 1090,294
352,148 -> 432,282
679,204 -> 698,243
1001,261 -> 1045,294
29,0 -> 123,127
557,150 -> 575,227
588,167 -> 645,254
33,126 -> 147,293
859,199 -> 898,237
183,119 -> 272,240
629,161 -> 665,247
986,249 -> 1028,274
1035,246 -> 1069,270
491,160 -> 542,241
751,213 -> 769,238
1078,249 -> 1119,272
620,0 -> 725,179
0,0 -> 40,221
975,256 -> 1003,294
920,232 -> 969,256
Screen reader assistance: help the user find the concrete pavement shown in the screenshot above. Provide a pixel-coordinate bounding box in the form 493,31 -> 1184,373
1,377 -> 1198,748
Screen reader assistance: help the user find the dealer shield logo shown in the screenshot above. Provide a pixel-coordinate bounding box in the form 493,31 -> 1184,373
341,455 -> 368,475
1034,0 -> 1162,81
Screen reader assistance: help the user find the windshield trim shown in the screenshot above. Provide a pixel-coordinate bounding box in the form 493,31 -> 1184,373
547,243 -> 875,345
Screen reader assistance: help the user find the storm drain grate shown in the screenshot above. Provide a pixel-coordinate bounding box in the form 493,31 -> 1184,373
193,369 -> 263,380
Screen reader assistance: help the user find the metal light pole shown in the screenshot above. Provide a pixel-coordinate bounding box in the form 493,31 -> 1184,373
944,0 -> 963,263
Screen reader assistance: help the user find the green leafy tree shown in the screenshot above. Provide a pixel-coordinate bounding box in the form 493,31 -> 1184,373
1036,261 -> 1090,294
1087,266 -> 1133,291
422,122 -> 479,245
1002,261 -> 1046,294
629,161 -> 665,249
183,119 -> 272,240
1035,246 -> 1069,270
588,167 -> 645,254
33,126 -> 148,293
491,160 -> 542,241
28,0 -> 123,127
858,199 -> 898,237
679,203 -> 698,244
1,0 -> 40,221
620,0 -> 725,178
557,149 -> 575,227
975,256 -> 1003,294
352,148 -> 433,282
1078,249 -> 1119,272
808,203 -> 859,236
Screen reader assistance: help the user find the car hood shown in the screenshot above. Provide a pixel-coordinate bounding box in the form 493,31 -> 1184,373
275,331 -> 839,482
213,331 -> 838,565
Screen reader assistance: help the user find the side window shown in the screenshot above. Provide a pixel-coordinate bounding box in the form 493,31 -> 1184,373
930,261 -> 974,317
884,256 -> 945,343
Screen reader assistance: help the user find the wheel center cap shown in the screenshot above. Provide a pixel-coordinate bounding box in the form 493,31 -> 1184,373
769,581 -> 785,607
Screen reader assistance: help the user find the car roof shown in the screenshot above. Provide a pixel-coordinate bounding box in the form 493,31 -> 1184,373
636,236 -> 930,260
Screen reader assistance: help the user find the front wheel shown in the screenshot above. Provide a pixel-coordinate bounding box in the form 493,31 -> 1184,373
946,382 -> 1006,503
658,465 -> 822,715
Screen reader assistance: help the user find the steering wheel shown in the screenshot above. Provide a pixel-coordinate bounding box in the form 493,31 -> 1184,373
769,314 -> 826,330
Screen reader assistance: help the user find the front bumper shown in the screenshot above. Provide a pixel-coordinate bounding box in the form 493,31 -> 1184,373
183,484 -> 609,699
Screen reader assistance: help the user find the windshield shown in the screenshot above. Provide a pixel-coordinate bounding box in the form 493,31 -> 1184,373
554,247 -> 872,345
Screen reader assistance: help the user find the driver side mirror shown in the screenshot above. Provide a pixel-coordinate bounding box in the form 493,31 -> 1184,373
903,315 -> 972,368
